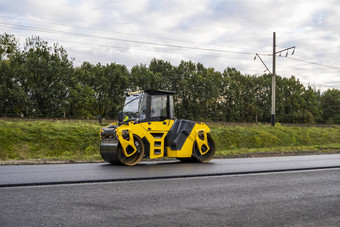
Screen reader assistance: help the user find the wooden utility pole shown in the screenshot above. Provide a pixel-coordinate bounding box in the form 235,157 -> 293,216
271,32 -> 276,126
254,33 -> 295,126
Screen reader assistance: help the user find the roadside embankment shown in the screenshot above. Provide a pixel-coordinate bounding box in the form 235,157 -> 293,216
1,119 -> 340,164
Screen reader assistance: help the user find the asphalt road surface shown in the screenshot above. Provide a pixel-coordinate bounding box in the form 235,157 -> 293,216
1,154 -> 340,187
1,155 -> 340,226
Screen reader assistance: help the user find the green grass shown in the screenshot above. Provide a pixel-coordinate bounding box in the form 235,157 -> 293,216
1,119 -> 340,162
210,123 -> 340,157
0,119 -> 102,161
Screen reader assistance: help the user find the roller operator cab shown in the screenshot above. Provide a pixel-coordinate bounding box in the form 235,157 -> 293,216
100,89 -> 216,166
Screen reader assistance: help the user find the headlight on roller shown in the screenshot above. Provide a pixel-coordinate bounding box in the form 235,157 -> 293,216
100,127 -> 117,139
198,131 -> 205,140
122,130 -> 130,140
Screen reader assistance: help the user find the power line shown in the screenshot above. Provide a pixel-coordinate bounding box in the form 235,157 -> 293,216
0,22 -> 255,56
286,56 -> 340,70
276,69 -> 340,91
12,34 -> 252,70
14,34 -> 253,62
3,19 -> 339,77
0,14 -> 261,53
0,15 -> 198,45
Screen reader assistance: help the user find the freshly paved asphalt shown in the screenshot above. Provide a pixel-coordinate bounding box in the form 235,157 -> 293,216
1,154 -> 340,187
1,168 -> 339,226
1,155 -> 339,226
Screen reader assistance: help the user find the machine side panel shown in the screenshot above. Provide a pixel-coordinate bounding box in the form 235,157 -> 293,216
119,120 -> 174,159
141,120 -> 174,159
166,120 -> 196,151
167,122 -> 211,158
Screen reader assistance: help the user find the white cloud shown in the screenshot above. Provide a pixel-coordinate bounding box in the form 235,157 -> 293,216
0,0 -> 339,91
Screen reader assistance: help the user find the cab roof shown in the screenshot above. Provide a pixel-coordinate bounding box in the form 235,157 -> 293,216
144,89 -> 176,95
126,89 -> 175,96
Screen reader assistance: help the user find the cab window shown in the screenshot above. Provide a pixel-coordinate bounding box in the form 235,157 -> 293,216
151,95 -> 167,119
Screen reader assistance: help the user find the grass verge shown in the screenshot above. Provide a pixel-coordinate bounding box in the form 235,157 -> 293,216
1,119 -> 340,164
210,123 -> 340,157
0,119 -> 102,162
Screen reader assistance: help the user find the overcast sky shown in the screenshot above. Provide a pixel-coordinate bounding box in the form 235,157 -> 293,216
1,0 -> 339,91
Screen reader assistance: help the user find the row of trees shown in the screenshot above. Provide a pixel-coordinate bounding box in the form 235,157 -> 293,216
1,33 -> 340,123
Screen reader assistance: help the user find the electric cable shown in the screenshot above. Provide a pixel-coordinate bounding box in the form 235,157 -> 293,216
0,22 -> 254,55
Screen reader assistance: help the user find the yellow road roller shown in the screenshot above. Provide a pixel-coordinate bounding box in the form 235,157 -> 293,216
100,89 -> 216,166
